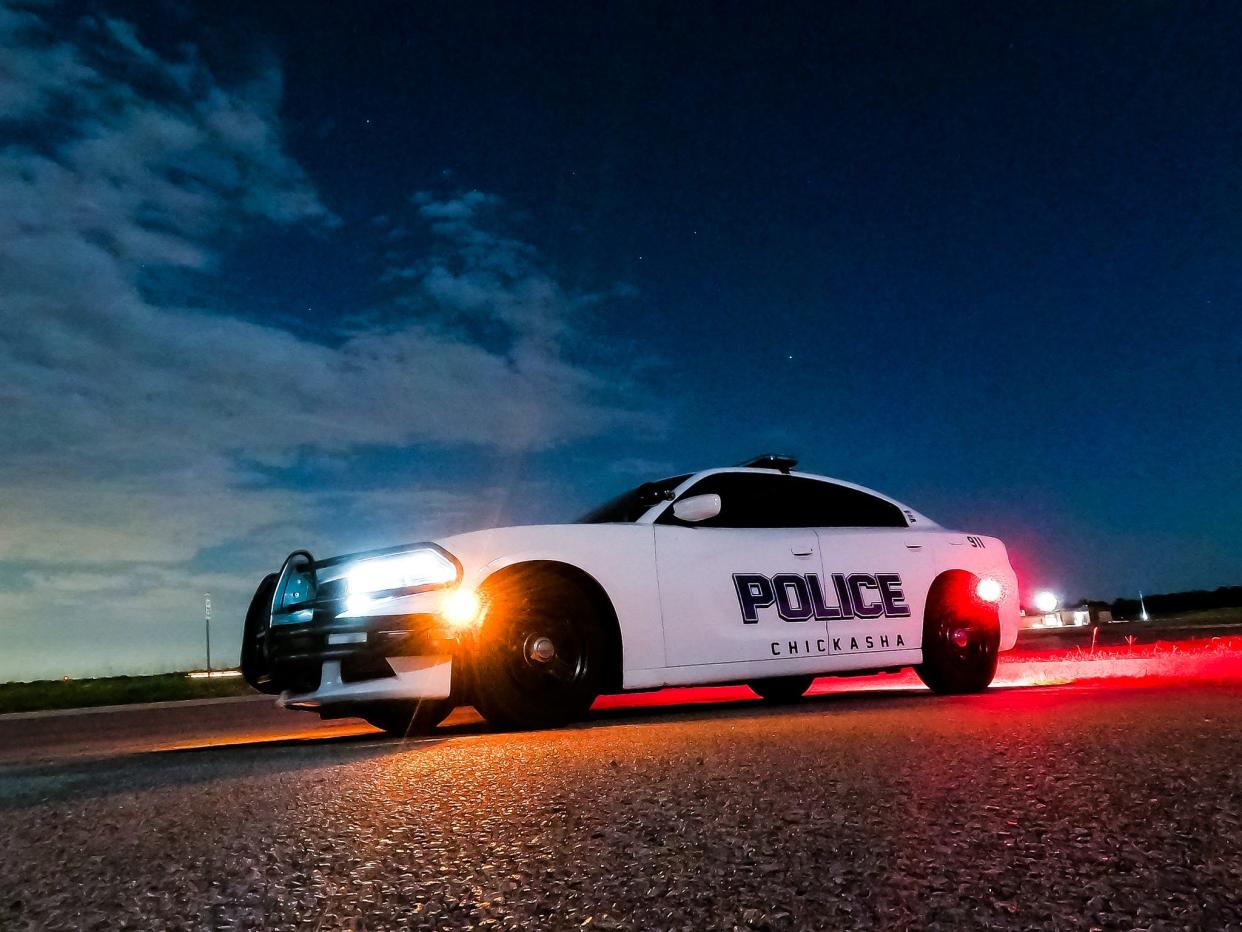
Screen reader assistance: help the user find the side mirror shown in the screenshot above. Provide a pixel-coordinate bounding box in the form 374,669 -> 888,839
672,493 -> 722,523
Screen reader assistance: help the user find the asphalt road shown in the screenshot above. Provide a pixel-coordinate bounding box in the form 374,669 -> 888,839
3,676 -> 1242,930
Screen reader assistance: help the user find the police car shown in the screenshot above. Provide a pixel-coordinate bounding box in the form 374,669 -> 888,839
241,455 -> 1020,734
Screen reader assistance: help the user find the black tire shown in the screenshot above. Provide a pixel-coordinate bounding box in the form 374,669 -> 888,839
240,573 -> 280,694
360,699 -> 455,737
916,581 -> 1000,694
469,570 -> 604,729
749,675 -> 815,703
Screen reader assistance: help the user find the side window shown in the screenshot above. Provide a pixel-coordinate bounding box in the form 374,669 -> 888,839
657,473 -> 791,528
795,478 -> 908,528
658,473 -> 908,528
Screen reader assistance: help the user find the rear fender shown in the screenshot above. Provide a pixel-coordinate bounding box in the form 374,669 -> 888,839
930,534 -> 1020,651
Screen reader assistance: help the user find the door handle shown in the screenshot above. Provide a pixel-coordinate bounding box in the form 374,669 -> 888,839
905,543 -> 923,550
792,546 -> 815,557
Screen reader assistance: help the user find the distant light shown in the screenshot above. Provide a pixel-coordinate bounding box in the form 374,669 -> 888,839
1033,590 -> 1059,614
441,587 -> 484,629
976,577 -> 1003,604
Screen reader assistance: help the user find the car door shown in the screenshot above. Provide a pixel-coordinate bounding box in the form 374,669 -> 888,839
803,479 -> 932,666
653,472 -> 831,673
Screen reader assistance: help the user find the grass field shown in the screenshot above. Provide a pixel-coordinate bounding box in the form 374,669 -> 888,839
0,672 -> 255,715
1149,606 -> 1242,625
1015,606 -> 1242,652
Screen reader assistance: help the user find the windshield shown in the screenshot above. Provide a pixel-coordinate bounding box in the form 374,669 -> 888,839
577,474 -> 691,523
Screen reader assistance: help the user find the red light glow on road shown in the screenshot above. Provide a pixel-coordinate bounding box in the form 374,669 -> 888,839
592,640 -> 1242,712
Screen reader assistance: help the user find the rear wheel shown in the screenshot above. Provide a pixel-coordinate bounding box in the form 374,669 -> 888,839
916,579 -> 999,694
748,674 -> 815,703
360,699 -> 454,737
469,571 -> 604,729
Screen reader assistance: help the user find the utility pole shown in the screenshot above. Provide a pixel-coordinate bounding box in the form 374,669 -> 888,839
204,593 -> 213,674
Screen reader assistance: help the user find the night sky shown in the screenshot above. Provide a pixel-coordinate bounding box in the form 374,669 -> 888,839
2,1 -> 1239,679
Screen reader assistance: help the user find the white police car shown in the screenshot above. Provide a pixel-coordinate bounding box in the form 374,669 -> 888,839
241,455 -> 1020,733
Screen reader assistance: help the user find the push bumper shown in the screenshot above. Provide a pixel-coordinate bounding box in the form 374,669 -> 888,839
263,611 -> 450,666
243,545 -> 466,708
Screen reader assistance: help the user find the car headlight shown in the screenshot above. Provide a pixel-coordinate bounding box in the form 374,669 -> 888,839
345,547 -> 459,597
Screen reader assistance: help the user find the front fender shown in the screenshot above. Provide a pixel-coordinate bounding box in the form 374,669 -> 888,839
438,524 -> 666,674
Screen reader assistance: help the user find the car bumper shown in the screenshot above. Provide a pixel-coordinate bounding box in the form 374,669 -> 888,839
280,655 -> 454,710
267,611 -> 459,708
265,610 -> 451,664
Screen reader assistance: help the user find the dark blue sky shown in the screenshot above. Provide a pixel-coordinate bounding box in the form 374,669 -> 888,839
220,0 -> 1242,591
2,1 -> 1239,677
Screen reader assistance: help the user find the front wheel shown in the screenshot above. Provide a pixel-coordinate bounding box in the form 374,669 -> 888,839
916,595 -> 999,695
749,675 -> 815,703
360,699 -> 455,737
468,571 -> 604,730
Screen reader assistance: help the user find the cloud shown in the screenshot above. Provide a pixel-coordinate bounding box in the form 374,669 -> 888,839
413,189 -> 499,222
0,2 -> 660,680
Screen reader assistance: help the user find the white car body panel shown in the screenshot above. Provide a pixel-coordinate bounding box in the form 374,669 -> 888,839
281,656 -> 453,708
275,467 -> 1020,706
442,523 -> 666,674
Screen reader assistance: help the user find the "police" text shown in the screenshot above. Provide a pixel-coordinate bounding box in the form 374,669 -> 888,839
732,572 -> 909,624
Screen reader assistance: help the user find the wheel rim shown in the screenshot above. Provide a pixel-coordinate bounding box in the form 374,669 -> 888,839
501,608 -> 589,692
935,614 -> 967,662
938,614 -> 995,668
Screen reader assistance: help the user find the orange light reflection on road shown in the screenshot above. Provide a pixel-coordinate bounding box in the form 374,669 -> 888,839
154,721 -> 375,753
